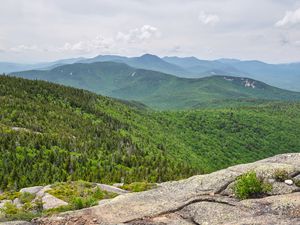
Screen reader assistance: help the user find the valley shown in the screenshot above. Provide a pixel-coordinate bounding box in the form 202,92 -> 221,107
1,75 -> 300,191
11,61 -> 300,110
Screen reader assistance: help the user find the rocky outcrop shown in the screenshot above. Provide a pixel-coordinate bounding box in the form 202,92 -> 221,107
1,153 -> 299,225
96,184 -> 129,195
19,186 -> 43,195
41,193 -> 68,210
33,153 -> 300,225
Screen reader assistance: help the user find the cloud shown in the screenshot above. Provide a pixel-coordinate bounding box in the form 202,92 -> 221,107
275,8 -> 300,27
198,11 -> 220,26
116,25 -> 160,43
61,35 -> 114,53
59,25 -> 160,53
9,45 -> 39,53
295,40 -> 300,46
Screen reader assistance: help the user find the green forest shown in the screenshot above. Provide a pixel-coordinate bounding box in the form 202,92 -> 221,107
1,75 -> 300,190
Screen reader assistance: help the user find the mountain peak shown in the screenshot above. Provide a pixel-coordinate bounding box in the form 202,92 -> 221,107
140,53 -> 161,59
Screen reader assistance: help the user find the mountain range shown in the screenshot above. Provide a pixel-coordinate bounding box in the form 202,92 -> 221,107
11,61 -> 300,110
2,54 -> 300,91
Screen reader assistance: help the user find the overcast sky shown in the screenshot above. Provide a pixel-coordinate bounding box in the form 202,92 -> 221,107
1,0 -> 300,63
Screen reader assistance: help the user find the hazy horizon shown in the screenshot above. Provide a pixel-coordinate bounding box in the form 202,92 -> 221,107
1,53 -> 300,65
1,0 -> 300,64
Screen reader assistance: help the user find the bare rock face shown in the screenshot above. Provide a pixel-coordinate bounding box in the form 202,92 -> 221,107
96,184 -> 130,195
21,153 -> 300,224
19,186 -> 43,195
41,193 -> 68,210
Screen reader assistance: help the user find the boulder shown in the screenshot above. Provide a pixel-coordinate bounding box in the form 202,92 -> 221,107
20,186 -> 43,195
35,185 -> 52,198
112,183 -> 124,188
96,183 -> 129,195
293,173 -> 300,180
270,181 -> 300,195
12,198 -> 22,208
33,153 -> 300,225
284,179 -> 293,185
42,193 -> 68,210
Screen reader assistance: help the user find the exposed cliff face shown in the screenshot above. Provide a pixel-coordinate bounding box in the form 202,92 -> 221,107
3,153 -> 300,225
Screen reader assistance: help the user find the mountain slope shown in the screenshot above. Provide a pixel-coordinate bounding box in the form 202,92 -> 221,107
0,75 -> 199,190
217,59 -> 300,92
79,54 -> 191,77
163,56 -> 244,77
0,57 -> 84,73
1,75 -> 300,190
12,62 -> 300,109
4,54 -> 300,91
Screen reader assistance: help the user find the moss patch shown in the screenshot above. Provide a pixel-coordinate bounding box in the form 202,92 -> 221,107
121,182 -> 157,192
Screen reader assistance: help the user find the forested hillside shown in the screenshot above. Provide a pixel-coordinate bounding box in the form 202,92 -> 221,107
1,75 -> 300,190
12,62 -> 300,109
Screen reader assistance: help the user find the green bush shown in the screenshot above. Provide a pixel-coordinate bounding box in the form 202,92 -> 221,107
0,199 -> 42,222
0,202 -> 18,215
70,196 -> 97,210
0,211 -> 39,222
0,192 -> 20,201
273,169 -> 289,182
234,171 -> 272,200
44,205 -> 73,216
294,179 -> 300,187
19,192 -> 36,204
121,182 -> 157,192
92,187 -> 104,199
47,181 -> 117,204
32,197 -> 44,213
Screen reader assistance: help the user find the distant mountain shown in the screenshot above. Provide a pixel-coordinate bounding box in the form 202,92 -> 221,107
0,62 -> 37,73
163,56 -> 244,77
79,54 -> 191,77
12,62 -> 300,109
79,54 -> 300,92
0,57 -> 85,73
4,54 -> 300,91
216,59 -> 300,92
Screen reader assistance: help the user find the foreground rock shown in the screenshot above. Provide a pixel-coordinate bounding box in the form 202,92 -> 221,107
96,184 -> 130,195
3,153 -> 300,225
41,193 -> 68,210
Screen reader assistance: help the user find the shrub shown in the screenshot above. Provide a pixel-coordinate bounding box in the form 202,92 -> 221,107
32,197 -> 44,213
19,192 -> 36,204
70,196 -> 98,210
71,197 -> 84,210
234,171 -> 272,200
0,191 -> 20,201
273,169 -> 289,182
92,187 -> 104,199
44,205 -> 73,216
294,179 -> 300,187
2,211 -> 39,222
0,202 -> 18,215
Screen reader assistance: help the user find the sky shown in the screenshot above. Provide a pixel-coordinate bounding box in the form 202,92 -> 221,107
0,0 -> 300,63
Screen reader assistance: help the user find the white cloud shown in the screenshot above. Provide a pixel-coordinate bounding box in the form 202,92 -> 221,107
198,11 -> 220,26
61,35 -> 114,53
9,45 -> 39,53
116,25 -> 160,43
275,8 -> 300,27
